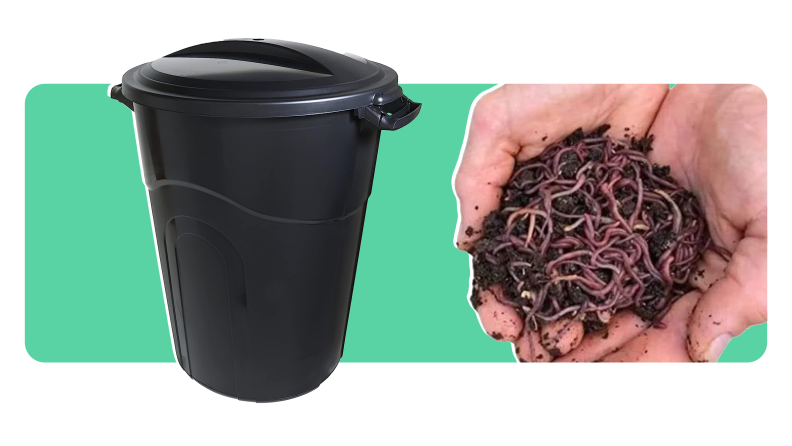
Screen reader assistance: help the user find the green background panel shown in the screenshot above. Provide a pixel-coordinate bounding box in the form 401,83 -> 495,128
25,84 -> 766,362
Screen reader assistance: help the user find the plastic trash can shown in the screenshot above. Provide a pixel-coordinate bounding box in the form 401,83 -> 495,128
111,39 -> 421,402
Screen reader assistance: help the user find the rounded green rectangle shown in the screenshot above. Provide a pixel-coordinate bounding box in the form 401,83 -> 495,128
24,84 -> 766,363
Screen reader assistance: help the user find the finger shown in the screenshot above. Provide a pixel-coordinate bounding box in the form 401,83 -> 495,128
603,292 -> 700,362
555,311 -> 650,363
602,84 -> 671,139
689,248 -> 729,292
539,318 -> 584,357
688,235 -> 767,362
515,330 -> 551,363
475,286 -> 523,342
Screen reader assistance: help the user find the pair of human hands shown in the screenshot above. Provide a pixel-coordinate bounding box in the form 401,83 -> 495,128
454,85 -> 766,362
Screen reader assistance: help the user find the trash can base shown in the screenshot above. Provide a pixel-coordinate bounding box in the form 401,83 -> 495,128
188,360 -> 340,403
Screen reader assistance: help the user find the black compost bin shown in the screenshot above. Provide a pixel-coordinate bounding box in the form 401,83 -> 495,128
111,39 -> 420,402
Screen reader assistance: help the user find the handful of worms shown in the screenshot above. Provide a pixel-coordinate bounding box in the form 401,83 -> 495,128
471,126 -> 715,336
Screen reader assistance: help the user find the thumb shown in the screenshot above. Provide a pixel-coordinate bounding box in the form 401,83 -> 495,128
687,235 -> 767,362
454,88 -> 520,250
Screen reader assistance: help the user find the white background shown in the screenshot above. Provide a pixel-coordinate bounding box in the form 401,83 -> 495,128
3,1 -> 788,444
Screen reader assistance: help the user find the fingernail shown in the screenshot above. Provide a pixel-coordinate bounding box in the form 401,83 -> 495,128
706,334 -> 732,362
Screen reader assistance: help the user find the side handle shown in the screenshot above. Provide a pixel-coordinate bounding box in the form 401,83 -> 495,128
357,92 -> 421,131
110,84 -> 134,111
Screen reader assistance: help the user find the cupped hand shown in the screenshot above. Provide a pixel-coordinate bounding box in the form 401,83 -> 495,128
643,85 -> 767,362
564,85 -> 768,362
454,84 -> 670,360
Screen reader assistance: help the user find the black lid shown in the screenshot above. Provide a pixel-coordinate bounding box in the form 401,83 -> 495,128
119,39 -> 402,118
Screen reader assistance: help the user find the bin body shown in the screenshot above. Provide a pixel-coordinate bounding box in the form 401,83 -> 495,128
114,38 -> 420,401
135,105 -> 380,401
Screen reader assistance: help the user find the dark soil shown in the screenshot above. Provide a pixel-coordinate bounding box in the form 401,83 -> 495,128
469,126 -> 715,333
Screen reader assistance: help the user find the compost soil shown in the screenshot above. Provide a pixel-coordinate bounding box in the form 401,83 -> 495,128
469,125 -> 713,334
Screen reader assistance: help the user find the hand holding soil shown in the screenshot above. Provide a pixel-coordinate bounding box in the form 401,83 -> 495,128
454,84 -> 767,362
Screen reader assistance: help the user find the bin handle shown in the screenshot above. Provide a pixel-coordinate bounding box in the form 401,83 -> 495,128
110,84 -> 134,111
356,91 -> 421,131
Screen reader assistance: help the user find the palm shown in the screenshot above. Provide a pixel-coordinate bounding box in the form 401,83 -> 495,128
649,85 -> 766,248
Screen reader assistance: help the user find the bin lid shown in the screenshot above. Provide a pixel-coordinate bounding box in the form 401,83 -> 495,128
119,39 -> 402,118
